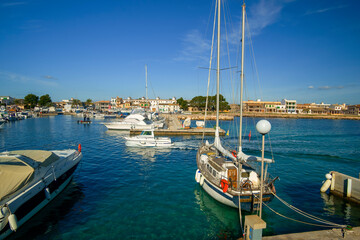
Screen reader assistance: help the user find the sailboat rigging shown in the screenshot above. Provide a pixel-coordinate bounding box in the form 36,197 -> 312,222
195,0 -> 277,212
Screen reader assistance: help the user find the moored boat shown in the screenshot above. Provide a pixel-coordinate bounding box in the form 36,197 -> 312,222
195,1 -> 278,212
0,146 -> 82,239
125,129 -> 173,147
103,109 -> 157,131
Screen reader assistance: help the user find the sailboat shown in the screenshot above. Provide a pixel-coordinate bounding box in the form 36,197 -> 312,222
195,1 -> 277,212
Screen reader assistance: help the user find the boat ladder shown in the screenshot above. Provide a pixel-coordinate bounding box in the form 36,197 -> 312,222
251,193 -> 261,212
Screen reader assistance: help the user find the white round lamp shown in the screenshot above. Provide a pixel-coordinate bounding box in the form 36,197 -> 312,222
256,119 -> 271,219
256,120 -> 271,135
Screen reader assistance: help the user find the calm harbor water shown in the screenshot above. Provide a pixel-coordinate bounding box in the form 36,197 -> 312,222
1,115 -> 360,239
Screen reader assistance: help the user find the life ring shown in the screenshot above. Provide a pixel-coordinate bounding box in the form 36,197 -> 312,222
231,150 -> 237,158
242,180 -> 252,190
78,144 -> 82,153
220,179 -> 229,193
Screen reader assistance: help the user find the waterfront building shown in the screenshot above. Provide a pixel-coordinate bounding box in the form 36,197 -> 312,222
329,104 -> 346,115
281,99 -> 297,113
113,96 -> 179,113
229,104 -> 240,112
0,96 -> 15,105
95,101 -> 110,112
346,105 -> 360,115
243,100 -> 281,113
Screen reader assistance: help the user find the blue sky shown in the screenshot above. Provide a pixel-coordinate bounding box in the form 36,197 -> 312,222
0,0 -> 359,104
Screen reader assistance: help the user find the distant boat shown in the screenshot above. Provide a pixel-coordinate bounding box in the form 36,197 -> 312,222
0,146 -> 83,239
77,120 -> 91,124
125,129 -> 173,148
195,1 -> 277,212
103,109 -> 161,131
196,121 -> 205,128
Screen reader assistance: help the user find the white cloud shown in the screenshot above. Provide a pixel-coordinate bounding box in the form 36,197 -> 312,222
0,71 -> 59,87
247,0 -> 285,36
308,85 -> 314,89
174,29 -> 211,62
318,85 -> 344,90
304,5 -> 348,16
43,75 -> 58,80
1,1 -> 26,7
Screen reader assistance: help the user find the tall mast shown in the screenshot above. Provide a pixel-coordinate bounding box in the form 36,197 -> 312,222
215,0 -> 221,143
238,3 -> 245,153
145,64 -> 148,101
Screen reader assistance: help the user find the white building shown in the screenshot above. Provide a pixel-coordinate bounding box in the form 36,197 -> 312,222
0,96 -> 15,105
281,99 -> 297,113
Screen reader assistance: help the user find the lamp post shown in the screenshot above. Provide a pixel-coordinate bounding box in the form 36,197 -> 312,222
256,119 -> 271,218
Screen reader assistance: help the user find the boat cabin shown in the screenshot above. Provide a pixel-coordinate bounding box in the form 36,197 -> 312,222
200,152 -> 260,190
140,130 -> 155,137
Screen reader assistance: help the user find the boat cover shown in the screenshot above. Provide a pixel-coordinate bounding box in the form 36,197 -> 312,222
10,150 -> 59,167
0,150 -> 59,201
0,156 -> 34,201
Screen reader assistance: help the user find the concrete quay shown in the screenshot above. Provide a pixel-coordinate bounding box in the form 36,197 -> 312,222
263,227 -> 360,240
130,128 -> 225,136
130,114 -> 225,136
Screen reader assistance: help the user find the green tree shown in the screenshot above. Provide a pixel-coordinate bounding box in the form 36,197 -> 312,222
24,94 -> 39,109
14,99 -> 23,105
190,96 -> 207,111
177,97 -> 188,111
71,99 -> 82,108
190,95 -> 229,111
39,94 -> 52,107
85,99 -> 93,106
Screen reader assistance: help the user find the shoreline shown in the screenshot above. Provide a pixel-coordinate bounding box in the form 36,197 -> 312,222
177,112 -> 360,121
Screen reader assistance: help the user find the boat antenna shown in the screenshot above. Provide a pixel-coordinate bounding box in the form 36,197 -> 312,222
145,64 -> 148,101
238,3 -> 245,154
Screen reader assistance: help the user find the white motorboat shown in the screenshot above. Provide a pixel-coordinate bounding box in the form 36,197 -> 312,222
125,129 -> 173,147
0,146 -> 82,239
103,109 -> 156,131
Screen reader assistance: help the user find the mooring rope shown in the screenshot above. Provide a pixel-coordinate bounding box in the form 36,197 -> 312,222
255,191 -> 347,228
262,201 -> 344,228
271,193 -> 346,228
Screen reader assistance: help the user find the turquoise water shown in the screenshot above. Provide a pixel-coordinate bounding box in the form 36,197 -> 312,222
1,116 -> 360,239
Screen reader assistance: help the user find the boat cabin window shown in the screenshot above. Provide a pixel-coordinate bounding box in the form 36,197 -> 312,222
141,131 -> 152,136
212,169 -> 217,178
206,163 -> 218,178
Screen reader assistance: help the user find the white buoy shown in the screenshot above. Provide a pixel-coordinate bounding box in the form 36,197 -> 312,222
0,207 -> 10,231
195,169 -> 201,183
199,174 -> 205,186
8,213 -> 18,232
320,173 -> 332,193
45,187 -> 51,200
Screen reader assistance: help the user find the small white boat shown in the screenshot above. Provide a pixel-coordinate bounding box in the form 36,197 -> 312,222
125,130 -> 173,147
196,121 -> 205,128
0,146 -> 82,239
